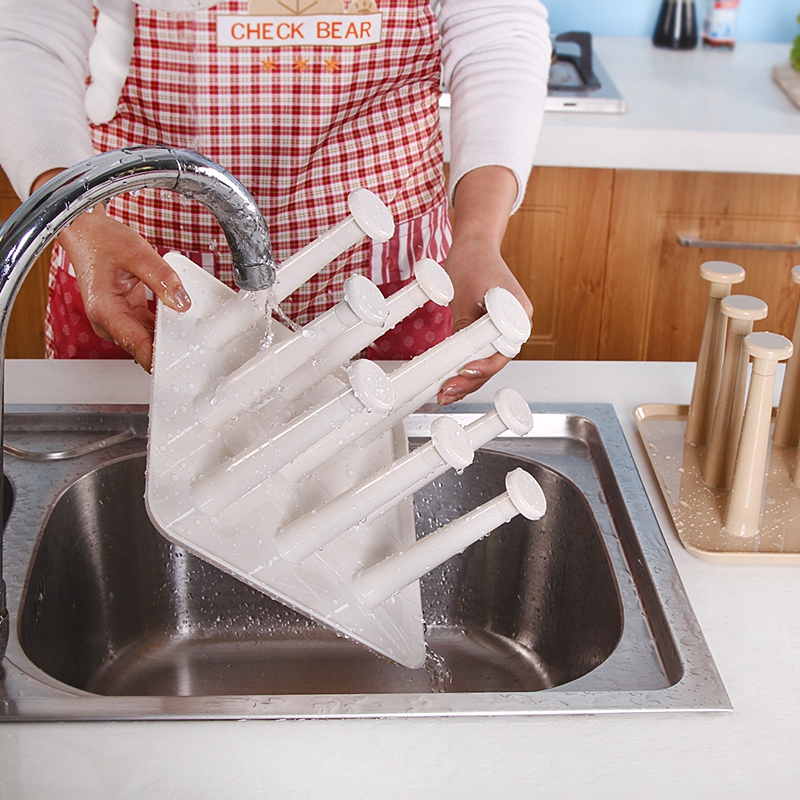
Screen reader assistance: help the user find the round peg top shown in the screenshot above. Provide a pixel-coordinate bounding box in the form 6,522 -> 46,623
430,416 -> 474,471
342,274 -> 388,326
505,469 -> 547,521
720,295 -> 768,322
743,333 -> 793,375
493,387 -> 534,437
699,261 -> 746,285
413,258 -> 454,306
791,265 -> 800,285
347,359 -> 394,413
484,287 -> 532,357
347,188 -> 395,243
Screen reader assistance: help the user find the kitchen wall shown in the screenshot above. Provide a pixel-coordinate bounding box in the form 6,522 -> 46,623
546,0 -> 798,43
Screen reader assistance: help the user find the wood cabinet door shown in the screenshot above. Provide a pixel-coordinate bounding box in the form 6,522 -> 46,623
502,166 -> 613,360
1,168 -> 50,358
601,170 -> 800,361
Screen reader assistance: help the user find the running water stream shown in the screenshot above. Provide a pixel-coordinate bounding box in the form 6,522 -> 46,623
244,286 -> 304,353
424,644 -> 452,693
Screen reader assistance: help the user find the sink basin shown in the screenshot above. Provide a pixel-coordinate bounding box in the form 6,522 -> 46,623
0,403 -> 730,719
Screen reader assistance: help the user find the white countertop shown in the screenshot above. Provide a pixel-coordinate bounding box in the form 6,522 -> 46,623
2,358 -> 799,799
442,37 -> 800,175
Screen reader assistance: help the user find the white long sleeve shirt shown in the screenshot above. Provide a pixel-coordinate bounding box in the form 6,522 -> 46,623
0,0 -> 550,209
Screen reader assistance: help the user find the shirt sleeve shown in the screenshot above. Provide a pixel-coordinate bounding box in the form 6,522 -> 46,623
0,0 -> 97,199
434,0 -> 551,213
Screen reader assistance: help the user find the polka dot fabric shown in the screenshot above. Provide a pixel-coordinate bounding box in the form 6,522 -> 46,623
367,281 -> 451,360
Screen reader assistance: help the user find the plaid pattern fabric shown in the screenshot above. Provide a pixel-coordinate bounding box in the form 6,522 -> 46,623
91,0 -> 448,325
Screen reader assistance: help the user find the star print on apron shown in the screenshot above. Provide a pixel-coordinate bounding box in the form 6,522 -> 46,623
45,0 -> 452,362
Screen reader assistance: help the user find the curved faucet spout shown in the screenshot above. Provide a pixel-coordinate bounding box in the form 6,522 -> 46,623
0,146 -> 277,659
0,146 -> 276,295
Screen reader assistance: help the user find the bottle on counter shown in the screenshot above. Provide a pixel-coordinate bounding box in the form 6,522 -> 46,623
702,0 -> 740,49
653,0 -> 699,50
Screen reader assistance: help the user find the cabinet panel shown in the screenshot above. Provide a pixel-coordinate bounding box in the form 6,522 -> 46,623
503,166 -> 613,360
602,171 -> 800,361
1,168 -> 49,358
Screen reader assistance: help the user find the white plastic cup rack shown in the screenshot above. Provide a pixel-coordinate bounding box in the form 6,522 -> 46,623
145,189 -> 546,669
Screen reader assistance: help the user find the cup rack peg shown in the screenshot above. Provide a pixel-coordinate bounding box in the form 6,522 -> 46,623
724,332 -> 793,538
685,261 -> 746,445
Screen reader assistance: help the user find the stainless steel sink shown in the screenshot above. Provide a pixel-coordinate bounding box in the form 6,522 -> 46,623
0,403 -> 730,720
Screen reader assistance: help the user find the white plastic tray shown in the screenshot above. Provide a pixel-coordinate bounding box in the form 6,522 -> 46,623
146,255 -> 425,667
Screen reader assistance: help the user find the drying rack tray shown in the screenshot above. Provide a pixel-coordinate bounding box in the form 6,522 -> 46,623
635,403 -> 800,563
146,255 -> 424,667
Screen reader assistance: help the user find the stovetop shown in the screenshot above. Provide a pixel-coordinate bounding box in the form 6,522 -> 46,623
546,32 -> 626,114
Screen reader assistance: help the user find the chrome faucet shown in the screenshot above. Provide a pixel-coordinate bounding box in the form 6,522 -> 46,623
0,146 -> 277,659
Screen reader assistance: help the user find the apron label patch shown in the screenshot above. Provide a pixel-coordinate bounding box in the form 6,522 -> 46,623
217,13 -> 382,46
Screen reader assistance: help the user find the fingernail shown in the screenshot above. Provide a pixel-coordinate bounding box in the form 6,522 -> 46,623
171,287 -> 192,310
458,367 -> 483,378
439,387 -> 463,405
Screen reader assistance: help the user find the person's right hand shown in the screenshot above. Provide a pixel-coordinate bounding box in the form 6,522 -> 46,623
55,203 -> 191,371
34,166 -> 192,371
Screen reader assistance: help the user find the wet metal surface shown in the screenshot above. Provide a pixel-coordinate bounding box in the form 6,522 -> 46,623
0,403 -> 730,720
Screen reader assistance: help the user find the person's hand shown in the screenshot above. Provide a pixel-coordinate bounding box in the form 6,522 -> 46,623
437,166 -> 532,405
34,169 -> 192,371
437,237 -> 532,405
58,205 -> 191,370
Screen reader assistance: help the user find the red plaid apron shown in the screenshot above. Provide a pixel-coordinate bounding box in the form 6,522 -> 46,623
46,0 -> 452,361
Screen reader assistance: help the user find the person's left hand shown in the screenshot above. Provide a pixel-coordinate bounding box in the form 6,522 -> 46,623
437,237 -> 532,404
436,166 -> 533,405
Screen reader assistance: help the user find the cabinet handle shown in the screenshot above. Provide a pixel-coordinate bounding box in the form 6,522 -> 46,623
678,233 -> 800,252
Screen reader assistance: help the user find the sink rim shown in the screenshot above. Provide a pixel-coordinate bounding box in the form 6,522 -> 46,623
0,402 -> 731,720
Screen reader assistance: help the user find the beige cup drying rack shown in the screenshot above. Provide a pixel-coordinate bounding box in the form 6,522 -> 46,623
637,262 -> 800,563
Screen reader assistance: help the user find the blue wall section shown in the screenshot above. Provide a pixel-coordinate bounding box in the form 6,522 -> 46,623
546,0 -> 799,43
